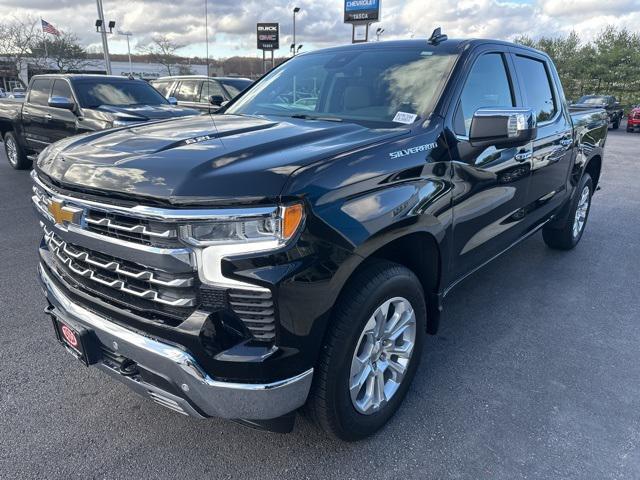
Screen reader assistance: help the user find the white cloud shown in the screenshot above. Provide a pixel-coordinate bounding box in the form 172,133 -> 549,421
4,0 -> 640,58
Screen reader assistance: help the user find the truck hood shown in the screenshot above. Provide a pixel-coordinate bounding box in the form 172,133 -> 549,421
94,104 -> 199,121
37,114 -> 405,205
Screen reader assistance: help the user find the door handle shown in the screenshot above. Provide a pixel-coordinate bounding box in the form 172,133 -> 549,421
514,151 -> 532,162
45,114 -> 53,120
559,138 -> 572,147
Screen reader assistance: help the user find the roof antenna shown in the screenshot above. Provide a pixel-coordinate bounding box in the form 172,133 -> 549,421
428,27 -> 448,45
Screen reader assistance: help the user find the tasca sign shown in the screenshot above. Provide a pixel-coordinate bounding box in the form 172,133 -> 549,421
344,0 -> 380,22
257,23 -> 280,50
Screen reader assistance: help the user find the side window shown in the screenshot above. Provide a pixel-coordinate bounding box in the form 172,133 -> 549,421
514,56 -> 557,123
151,81 -> 172,97
200,81 -> 226,102
174,81 -> 201,102
456,54 -> 514,136
51,80 -> 73,100
28,79 -> 53,106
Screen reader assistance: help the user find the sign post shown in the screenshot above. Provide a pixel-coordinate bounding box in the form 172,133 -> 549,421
344,0 -> 381,43
257,23 -> 280,74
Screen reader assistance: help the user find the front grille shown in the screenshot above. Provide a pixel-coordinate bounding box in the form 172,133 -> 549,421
32,183 -> 181,248
44,227 -> 198,312
229,289 -> 276,341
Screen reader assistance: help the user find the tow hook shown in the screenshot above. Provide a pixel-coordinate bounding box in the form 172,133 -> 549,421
119,359 -> 139,377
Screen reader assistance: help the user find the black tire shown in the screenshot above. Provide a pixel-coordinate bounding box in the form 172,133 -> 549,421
307,260 -> 426,441
627,127 -> 633,133
4,131 -> 31,170
542,173 -> 593,250
612,118 -> 620,130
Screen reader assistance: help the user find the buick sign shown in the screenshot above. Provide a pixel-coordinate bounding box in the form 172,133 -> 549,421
344,0 -> 381,22
257,23 -> 280,51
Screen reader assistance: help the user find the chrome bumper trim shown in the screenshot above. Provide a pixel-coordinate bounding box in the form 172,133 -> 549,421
39,264 -> 313,420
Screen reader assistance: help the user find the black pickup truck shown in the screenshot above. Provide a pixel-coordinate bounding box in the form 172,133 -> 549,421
0,74 -> 198,170
571,95 -> 624,129
32,36 -> 607,441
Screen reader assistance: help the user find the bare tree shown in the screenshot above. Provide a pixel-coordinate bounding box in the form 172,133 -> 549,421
0,17 -> 43,82
137,36 -> 184,76
32,31 -> 90,73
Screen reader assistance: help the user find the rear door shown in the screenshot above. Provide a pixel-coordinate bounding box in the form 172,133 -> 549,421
21,78 -> 53,151
173,79 -> 203,110
511,51 -> 574,222
447,47 -> 535,281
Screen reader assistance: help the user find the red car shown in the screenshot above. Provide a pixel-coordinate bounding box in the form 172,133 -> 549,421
627,105 -> 640,132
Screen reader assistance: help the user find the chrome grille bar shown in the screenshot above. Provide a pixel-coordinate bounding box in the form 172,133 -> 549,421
44,227 -> 197,308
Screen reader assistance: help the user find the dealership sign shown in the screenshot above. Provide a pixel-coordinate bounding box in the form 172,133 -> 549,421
257,23 -> 280,50
344,0 -> 380,23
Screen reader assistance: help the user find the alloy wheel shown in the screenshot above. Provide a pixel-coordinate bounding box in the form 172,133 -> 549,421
349,297 -> 417,415
5,137 -> 18,167
573,185 -> 590,238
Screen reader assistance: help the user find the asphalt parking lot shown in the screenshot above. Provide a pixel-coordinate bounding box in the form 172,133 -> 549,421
1,126 -> 639,479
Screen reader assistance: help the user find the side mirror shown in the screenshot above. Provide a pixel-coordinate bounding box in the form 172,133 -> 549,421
167,96 -> 178,105
469,108 -> 537,149
209,95 -> 225,106
48,96 -> 75,111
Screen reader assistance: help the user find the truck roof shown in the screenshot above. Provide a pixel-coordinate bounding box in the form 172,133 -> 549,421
302,38 -> 547,58
29,74 -> 141,82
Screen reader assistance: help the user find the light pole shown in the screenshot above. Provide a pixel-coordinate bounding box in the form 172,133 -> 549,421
376,27 -> 385,41
118,31 -> 133,75
292,7 -> 300,56
204,0 -> 209,75
95,0 -> 112,75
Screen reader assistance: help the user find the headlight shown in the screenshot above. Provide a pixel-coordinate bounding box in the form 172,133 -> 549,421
185,204 -> 305,287
180,203 -> 304,249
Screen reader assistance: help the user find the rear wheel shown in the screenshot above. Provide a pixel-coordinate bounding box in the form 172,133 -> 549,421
307,260 -> 426,441
612,118 -> 620,129
542,173 -> 593,250
4,132 -> 31,170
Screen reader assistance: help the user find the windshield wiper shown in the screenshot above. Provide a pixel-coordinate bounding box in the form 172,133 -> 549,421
290,114 -> 343,122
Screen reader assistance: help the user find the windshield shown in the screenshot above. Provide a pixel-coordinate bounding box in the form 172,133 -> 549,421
220,79 -> 252,97
577,96 -> 608,105
227,48 -> 457,127
73,80 -> 169,108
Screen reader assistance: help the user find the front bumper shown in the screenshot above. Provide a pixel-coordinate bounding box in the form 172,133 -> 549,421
39,263 -> 313,420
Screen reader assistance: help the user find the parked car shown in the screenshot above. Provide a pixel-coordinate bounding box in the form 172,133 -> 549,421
571,95 -> 623,129
0,88 -> 6,98
8,87 -> 26,99
32,36 -> 607,440
0,74 -> 199,169
626,105 -> 640,132
150,75 -> 253,112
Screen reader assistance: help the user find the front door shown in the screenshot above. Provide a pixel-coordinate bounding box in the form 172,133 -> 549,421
46,79 -> 79,143
447,50 -> 534,282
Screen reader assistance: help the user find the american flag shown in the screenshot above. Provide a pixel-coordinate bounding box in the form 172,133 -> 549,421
41,19 -> 61,37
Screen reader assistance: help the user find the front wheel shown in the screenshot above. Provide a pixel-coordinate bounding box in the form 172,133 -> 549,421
4,132 -> 31,170
542,173 -> 593,250
307,260 -> 426,441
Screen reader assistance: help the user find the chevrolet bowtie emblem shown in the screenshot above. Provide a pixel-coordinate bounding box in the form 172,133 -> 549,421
47,199 -> 83,226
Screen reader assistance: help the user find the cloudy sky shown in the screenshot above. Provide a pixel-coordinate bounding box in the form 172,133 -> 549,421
5,0 -> 640,58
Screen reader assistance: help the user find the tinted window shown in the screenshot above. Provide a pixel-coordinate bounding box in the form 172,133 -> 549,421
151,81 -> 173,97
457,53 -> 514,136
28,79 -> 53,105
73,79 -> 168,108
51,79 -> 73,100
174,81 -> 201,102
220,79 -> 252,97
515,56 -> 556,122
227,48 -> 457,127
200,81 -> 225,102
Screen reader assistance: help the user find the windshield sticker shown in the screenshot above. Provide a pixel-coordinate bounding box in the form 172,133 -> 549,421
389,142 -> 437,159
393,112 -> 418,124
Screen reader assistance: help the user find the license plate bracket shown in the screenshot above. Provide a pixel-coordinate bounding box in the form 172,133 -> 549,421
51,316 -> 100,366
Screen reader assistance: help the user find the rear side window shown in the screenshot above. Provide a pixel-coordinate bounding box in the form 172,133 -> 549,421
456,53 -> 514,136
200,81 -> 226,102
514,56 -> 557,123
28,79 -> 53,106
174,81 -> 201,102
51,80 -> 73,100
152,81 -> 173,97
